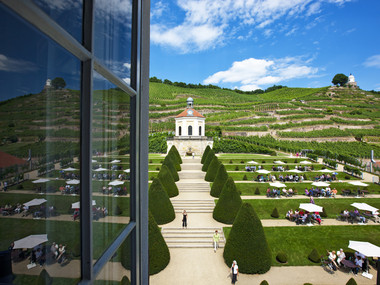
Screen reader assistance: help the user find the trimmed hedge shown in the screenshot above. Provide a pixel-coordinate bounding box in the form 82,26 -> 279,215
121,211 -> 170,275
163,158 -> 179,181
202,149 -> 215,172
158,165 -> 179,197
149,178 -> 175,225
168,145 -> 182,164
201,145 -> 211,164
213,177 -> 242,224
205,156 -> 220,182
210,164 -> 228,198
271,208 -> 279,218
346,278 -> 357,285
120,276 -> 131,285
276,252 -> 287,263
164,152 -> 181,171
260,281 -> 269,285
35,269 -> 52,285
308,248 -> 320,263
223,203 -> 271,274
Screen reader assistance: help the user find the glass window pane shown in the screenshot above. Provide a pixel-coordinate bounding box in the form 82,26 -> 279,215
92,71 -> 131,266
32,0 -> 82,43
0,4 -> 81,283
94,0 -> 132,86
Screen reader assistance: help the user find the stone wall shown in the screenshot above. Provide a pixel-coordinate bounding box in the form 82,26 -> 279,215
167,137 -> 213,156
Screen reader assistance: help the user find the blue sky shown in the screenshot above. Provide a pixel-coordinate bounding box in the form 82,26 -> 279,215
150,0 -> 380,91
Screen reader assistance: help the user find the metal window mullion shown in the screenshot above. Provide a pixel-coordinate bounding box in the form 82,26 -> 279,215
79,0 -> 94,283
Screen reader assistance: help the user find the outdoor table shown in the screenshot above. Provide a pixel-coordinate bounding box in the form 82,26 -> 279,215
342,190 -> 351,196
341,259 -> 357,269
358,190 -> 369,197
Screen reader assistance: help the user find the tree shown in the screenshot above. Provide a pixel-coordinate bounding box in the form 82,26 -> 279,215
332,73 -> 348,86
201,145 -> 211,164
223,203 -> 271,274
149,178 -> 175,225
205,156 -> 220,182
213,177 -> 242,224
158,165 -> 179,197
210,164 -> 228,197
202,149 -> 215,172
51,77 -> 66,89
168,145 -> 182,164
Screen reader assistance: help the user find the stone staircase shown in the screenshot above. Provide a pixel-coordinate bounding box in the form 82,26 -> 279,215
171,200 -> 215,213
174,182 -> 210,192
162,227 -> 225,248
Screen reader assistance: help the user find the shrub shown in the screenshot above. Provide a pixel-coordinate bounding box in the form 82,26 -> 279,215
255,187 -> 260,195
155,167 -> 160,171
150,176 -> 155,180
308,248 -> 320,263
17,184 -> 23,189
202,149 -> 215,172
158,165 -> 179,197
260,281 -> 269,285
149,160 -> 153,163
72,242 -> 80,257
120,276 -> 131,285
262,160 -> 266,163
235,166 -> 239,171
345,175 -> 351,180
243,174 -> 247,180
346,278 -> 357,285
149,178 -> 175,225
304,283 -> 313,285
164,153 -> 181,172
213,177 -> 242,224
205,156 -> 221,182
121,211 -> 170,275
223,203 -> 271,274
240,160 -> 244,164
35,269 -> 52,285
113,205 -> 123,215
210,164 -> 228,198
320,207 -> 327,218
229,160 -> 233,164
201,145 -> 211,164
271,208 -> 279,218
168,145 -> 182,164
276,252 -> 287,263
163,159 -> 179,181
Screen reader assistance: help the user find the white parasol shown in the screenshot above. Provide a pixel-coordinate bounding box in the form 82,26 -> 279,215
108,180 -> 125,186
288,169 -> 303,173
351,203 -> 378,213
92,159 -> 97,163
32,179 -> 50,184
299,203 -> 323,213
247,161 -> 258,164
62,167 -> 77,171
311,181 -> 330,187
13,234 -> 48,249
319,169 -> 335,173
274,161 -> 285,164
300,160 -> 312,164
23,198 -> 47,207
94,167 -> 108,172
270,182 -> 286,188
348,241 -> 380,258
256,169 -> 271,174
71,200 -> 96,209
111,160 -> 121,163
123,169 -> 130,173
66,179 -> 80,185
349,181 -> 369,187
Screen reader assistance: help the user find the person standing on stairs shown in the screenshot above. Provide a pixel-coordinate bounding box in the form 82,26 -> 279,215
182,210 -> 188,229
213,230 -> 220,252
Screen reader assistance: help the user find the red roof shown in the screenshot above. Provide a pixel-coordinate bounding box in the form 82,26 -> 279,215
175,108 -> 205,118
0,150 -> 27,168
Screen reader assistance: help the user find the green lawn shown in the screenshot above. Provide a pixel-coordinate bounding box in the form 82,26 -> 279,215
242,198 -> 380,219
236,182 -> 380,195
227,171 -> 347,182
223,163 -> 329,171
223,225 -> 380,266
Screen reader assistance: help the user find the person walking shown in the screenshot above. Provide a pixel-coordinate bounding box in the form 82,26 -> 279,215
231,260 -> 239,284
213,230 -> 220,252
182,210 -> 187,229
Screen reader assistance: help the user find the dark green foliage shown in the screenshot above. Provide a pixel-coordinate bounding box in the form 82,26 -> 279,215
149,178 -> 175,225
260,281 -> 269,285
168,145 -> 182,164
255,187 -> 260,195
121,212 -> 170,275
229,160 -> 233,163
304,283 -> 313,285
202,149 -> 215,171
114,205 -> 123,215
201,145 -> 211,164
276,252 -> 287,263
72,242 -> 80,257
35,269 -> 52,285
164,153 -> 181,171
308,248 -> 320,263
120,276 -> 131,285
243,174 -> 247,180
163,158 -> 179,181
205,156 -> 220,182
158,165 -> 179,197
223,203 -> 271,274
235,166 -> 239,171
155,167 -> 160,171
271,208 -> 279,218
346,278 -> 357,285
51,77 -> 66,89
213,177 -> 242,224
210,164 -> 228,198
332,73 -> 348,86
320,207 -> 327,218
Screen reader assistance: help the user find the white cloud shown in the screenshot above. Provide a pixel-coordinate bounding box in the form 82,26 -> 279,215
364,55 -> 380,68
0,54 -> 36,72
123,63 -> 131,70
123,77 -> 131,85
204,56 -> 318,91
285,27 -> 298,36
151,0 -> 351,53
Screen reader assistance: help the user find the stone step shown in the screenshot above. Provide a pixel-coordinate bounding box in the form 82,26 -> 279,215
166,244 -> 225,248
171,200 -> 214,204
162,227 -> 223,233
174,209 -> 213,213
178,189 -> 210,192
162,234 -> 224,239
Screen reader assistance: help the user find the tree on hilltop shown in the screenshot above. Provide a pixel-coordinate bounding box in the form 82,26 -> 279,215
51,77 -> 66,90
332,73 -> 348,86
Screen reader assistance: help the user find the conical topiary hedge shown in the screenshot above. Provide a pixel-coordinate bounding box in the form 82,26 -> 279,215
120,276 -> 131,285
223,202 -> 271,274
163,158 -> 179,181
213,177 -> 242,224
168,145 -> 182,164
121,211 -> 170,275
158,165 -> 179,197
205,156 -> 220,182
308,248 -> 320,263
35,269 -> 52,285
149,178 -> 175,225
346,278 -> 358,285
164,152 -> 181,171
201,145 -> 211,164
202,149 -> 215,172
210,163 -> 228,197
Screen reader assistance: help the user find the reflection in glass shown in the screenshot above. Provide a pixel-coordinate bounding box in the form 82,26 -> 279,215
92,71 -> 131,275
32,0 -> 82,42
0,4 -> 81,282
94,0 -> 132,85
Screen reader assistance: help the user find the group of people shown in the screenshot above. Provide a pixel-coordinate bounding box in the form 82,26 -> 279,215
50,242 -> 67,264
59,171 -> 78,180
101,186 -> 128,196
60,185 -> 79,195
266,187 -> 294,198
305,187 -> 338,198
314,173 -> 336,182
286,209 -> 323,225
1,203 -> 57,218
341,209 -> 368,224
327,249 -> 368,275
